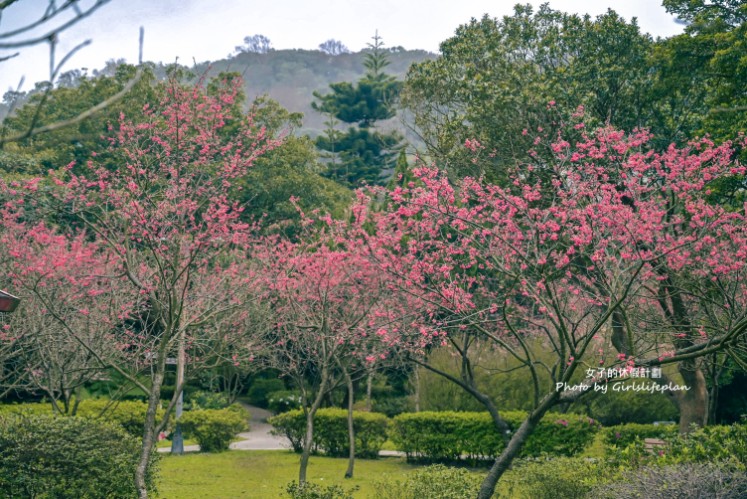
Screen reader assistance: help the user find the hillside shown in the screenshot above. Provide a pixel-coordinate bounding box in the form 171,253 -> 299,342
0,48 -> 435,141
192,48 -> 435,135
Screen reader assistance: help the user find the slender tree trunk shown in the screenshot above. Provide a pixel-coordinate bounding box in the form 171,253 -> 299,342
135,364 -> 165,499
707,361 -> 723,424
171,334 -> 186,455
413,368 -> 420,412
477,394 -> 557,499
71,386 -> 81,416
365,371 -> 373,411
299,368 -> 329,485
299,410 -> 315,485
343,367 -> 355,479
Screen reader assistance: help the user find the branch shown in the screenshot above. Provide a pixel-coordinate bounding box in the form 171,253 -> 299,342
0,66 -> 144,145
0,0 -> 111,48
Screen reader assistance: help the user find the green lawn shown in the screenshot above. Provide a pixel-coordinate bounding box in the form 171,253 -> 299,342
159,450 -> 421,498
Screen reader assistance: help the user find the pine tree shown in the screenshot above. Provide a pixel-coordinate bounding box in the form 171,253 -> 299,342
312,31 -> 403,187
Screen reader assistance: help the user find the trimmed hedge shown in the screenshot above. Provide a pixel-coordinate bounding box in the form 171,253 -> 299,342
76,399 -> 166,437
181,405 -> 249,452
0,399 -> 166,437
390,411 -> 600,463
269,408 -> 389,458
0,413 -> 158,498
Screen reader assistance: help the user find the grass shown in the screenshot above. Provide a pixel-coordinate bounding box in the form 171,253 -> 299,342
157,436 -> 247,449
159,450 -> 420,498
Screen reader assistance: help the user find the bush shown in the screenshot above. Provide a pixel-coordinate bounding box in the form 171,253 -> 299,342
180,405 -> 248,452
602,423 -> 679,450
503,457 -> 613,499
284,481 -> 359,499
371,396 -> 413,418
592,462 -> 747,499
666,423 -> 747,467
269,408 -> 389,458
372,464 -> 482,499
0,413 -> 158,498
184,390 -> 231,410
76,399 -> 166,437
0,402 -> 52,417
0,399 -> 165,437
603,422 -> 679,468
604,422 -> 747,468
267,390 -> 303,414
580,385 -> 679,425
390,411 -> 600,464
247,378 -> 286,406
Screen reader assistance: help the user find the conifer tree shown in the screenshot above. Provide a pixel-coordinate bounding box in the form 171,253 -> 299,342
313,32 -> 403,187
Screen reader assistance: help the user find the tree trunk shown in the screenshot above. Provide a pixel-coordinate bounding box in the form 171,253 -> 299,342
299,409 -> 315,485
343,367 -> 355,479
171,335 -> 186,455
677,359 -> 708,432
365,371 -> 373,411
413,367 -> 420,412
135,364 -> 165,499
477,394 -> 557,499
71,386 -> 81,416
299,368 -> 329,485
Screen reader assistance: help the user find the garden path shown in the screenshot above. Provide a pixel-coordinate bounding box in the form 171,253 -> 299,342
157,403 -> 290,454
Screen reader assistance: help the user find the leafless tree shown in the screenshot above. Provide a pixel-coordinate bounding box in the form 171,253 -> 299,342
0,0 -> 143,145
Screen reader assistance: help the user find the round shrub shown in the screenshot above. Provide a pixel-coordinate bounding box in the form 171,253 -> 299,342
0,413 -> 158,498
268,408 -> 389,458
268,390 -> 303,414
503,457 -> 613,499
180,406 -> 248,452
373,464 -> 482,499
284,481 -> 358,499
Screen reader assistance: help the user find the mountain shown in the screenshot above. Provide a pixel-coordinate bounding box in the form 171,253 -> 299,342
191,48 -> 436,135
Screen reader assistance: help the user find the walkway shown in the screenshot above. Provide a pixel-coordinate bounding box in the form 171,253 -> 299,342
157,403 -> 404,456
157,403 -> 290,454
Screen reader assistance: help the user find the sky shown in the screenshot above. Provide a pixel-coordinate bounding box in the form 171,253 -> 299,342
0,0 -> 685,94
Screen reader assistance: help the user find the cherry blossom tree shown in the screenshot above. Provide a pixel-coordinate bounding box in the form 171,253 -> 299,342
257,208 -> 410,484
363,126 -> 747,498
0,226 -> 116,413
1,76 -> 280,497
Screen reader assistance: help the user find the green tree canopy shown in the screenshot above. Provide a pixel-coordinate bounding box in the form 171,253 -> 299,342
313,32 -> 403,187
402,5 -> 663,184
